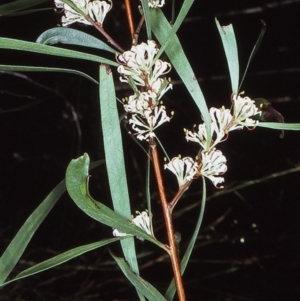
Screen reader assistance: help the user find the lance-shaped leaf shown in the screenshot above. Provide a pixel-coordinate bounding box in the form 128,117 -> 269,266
0,0 -> 47,15
0,159 -> 104,286
3,238 -> 119,285
140,0 -> 152,40
110,252 -> 167,301
0,180 -> 65,285
65,153 -> 166,251
215,19 -> 239,94
36,28 -> 116,54
0,38 -> 118,67
153,0 -> 194,62
150,9 -> 211,145
257,122 -> 300,131
99,66 -> 148,301
0,64 -> 98,84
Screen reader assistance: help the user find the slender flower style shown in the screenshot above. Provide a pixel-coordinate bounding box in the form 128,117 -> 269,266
129,106 -> 171,141
232,93 -> 261,128
132,211 -> 153,237
113,211 -> 153,239
200,148 -> 227,188
117,40 -> 172,93
123,91 -> 158,114
117,40 -> 173,140
165,156 -> 199,187
55,0 -> 112,26
185,107 -> 232,152
185,93 -> 261,153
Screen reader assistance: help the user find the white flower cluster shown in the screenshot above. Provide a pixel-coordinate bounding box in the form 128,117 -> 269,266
148,0 -> 165,8
55,0 -> 112,26
113,211 -> 153,240
165,93 -> 261,188
117,40 -> 173,140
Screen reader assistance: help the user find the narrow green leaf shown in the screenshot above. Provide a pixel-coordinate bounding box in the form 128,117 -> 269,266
2,8 -> 53,17
140,0 -> 152,40
36,28 -> 116,53
99,65 -> 131,220
110,252 -> 167,301
257,122 -> 300,131
57,0 -> 85,16
150,9 -> 211,144
239,20 -> 266,91
0,38 -> 118,67
165,177 -> 207,300
65,153 -> 166,250
0,64 -> 98,85
0,0 -> 48,15
154,0 -> 194,62
215,18 -> 239,94
0,180 -> 66,285
3,239 -> 118,285
99,65 -> 143,300
0,159 -> 104,285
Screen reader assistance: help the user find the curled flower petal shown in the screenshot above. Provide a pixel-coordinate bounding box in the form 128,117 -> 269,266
132,211 -> 152,237
165,156 -> 199,187
150,78 -> 173,100
185,124 -> 211,150
87,0 -> 112,25
55,0 -> 111,26
117,40 -> 171,91
148,0 -> 165,8
112,211 -> 153,240
200,148 -> 227,188
124,91 -> 157,114
113,229 -> 129,237
129,106 -> 170,140
185,106 -> 241,151
117,40 -> 158,73
232,94 -> 261,128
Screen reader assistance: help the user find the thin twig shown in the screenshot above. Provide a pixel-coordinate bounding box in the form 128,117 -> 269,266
169,181 -> 191,212
134,15 -> 145,45
87,17 -> 125,52
124,0 -> 135,43
149,138 -> 186,301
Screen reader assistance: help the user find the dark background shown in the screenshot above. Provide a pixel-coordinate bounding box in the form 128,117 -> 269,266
0,0 -> 300,300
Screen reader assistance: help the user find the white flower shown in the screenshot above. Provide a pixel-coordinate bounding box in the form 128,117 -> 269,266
55,0 -> 90,26
132,211 -> 152,236
55,0 -> 112,26
113,229 -> 129,237
117,40 -> 158,74
123,92 -> 156,114
150,78 -> 173,100
200,148 -> 227,188
113,211 -> 153,239
129,106 -> 171,140
148,0 -> 165,8
165,156 -> 199,187
185,124 -> 210,150
232,94 -> 261,128
117,40 -> 171,91
185,106 -> 243,151
87,0 -> 112,25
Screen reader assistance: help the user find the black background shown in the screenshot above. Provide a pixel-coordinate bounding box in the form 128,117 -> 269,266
0,0 -> 300,300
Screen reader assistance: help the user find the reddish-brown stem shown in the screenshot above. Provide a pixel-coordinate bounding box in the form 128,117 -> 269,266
86,17 -> 125,52
169,181 -> 191,212
124,0 -> 135,43
150,139 -> 186,301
